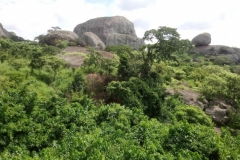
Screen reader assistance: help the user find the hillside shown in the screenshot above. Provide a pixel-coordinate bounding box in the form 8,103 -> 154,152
0,26 -> 240,159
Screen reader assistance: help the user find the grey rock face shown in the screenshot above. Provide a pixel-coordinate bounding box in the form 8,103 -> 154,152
166,87 -> 234,125
0,23 -> 24,41
74,16 -> 144,49
44,30 -> 78,46
82,32 -> 106,50
0,28 -> 5,37
0,23 -> 7,37
205,100 -> 234,125
192,33 -> 211,46
190,45 -> 240,64
205,106 -> 229,125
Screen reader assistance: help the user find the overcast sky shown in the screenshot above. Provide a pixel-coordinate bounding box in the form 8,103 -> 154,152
0,0 -> 239,47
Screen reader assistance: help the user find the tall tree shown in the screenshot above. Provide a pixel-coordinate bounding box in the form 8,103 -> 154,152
140,26 -> 192,78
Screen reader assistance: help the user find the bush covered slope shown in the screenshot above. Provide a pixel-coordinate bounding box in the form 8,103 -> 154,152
0,26 -> 240,159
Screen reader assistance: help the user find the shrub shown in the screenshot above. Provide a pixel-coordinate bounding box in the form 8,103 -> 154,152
173,69 -> 186,80
218,46 -> 229,54
174,105 -> 214,126
105,45 -> 133,55
107,77 -> 164,118
164,122 -> 221,159
42,45 -> 60,55
57,40 -> 68,49
214,56 -> 232,65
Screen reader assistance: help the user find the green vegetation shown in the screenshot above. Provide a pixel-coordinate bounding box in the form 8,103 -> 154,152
0,26 -> 240,159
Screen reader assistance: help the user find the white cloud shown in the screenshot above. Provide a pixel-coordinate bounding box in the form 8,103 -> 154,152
0,0 -> 239,47
0,0 -> 108,40
114,0 -> 157,11
109,0 -> 240,47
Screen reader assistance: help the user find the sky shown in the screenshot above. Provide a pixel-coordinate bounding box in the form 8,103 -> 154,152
0,0 -> 239,47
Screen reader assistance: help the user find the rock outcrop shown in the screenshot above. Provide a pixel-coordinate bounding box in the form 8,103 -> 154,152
0,23 -> 5,37
205,100 -> 234,125
0,23 -> 24,41
191,45 -> 240,64
44,30 -> 78,46
190,32 -> 240,64
82,32 -> 106,50
165,88 -> 233,125
192,33 -> 211,46
73,16 -> 144,49
0,23 -> 10,37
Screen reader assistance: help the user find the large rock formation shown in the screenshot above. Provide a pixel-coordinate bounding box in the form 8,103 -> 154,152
192,33 -> 211,46
0,23 -> 24,41
82,32 -> 106,50
165,88 -> 234,125
0,23 -> 5,37
0,23 -> 10,37
74,16 -> 144,49
191,45 -> 240,64
44,30 -> 79,46
190,32 -> 240,65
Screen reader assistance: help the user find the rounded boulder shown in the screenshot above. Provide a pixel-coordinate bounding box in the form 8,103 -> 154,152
44,30 -> 79,46
82,32 -> 106,50
192,33 -> 211,46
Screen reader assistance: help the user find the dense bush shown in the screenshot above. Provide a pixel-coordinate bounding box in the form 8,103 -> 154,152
1,30 -> 240,159
105,44 -> 133,55
214,55 -> 232,65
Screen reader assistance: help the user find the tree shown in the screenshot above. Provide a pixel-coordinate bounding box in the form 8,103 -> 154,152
107,77 -> 163,118
40,56 -> 67,94
105,45 -> 133,56
52,26 -> 61,31
118,53 -> 131,80
84,46 -> 103,68
34,34 -> 46,44
140,26 -> 192,78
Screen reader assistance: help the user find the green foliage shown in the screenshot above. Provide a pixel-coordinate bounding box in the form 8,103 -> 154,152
0,51 -> 8,63
142,26 -> 193,61
107,77 -> 164,118
139,26 -> 192,79
174,105 -> 213,126
214,55 -> 232,65
9,58 -> 28,70
57,40 -> 68,49
69,72 -> 86,93
105,44 -> 133,55
42,45 -> 60,55
117,53 -> 132,80
164,122 -> 221,159
173,68 -> 186,80
219,128 -> 240,159
84,46 -> 104,68
34,34 -> 46,44
230,65 -> 240,74
1,29 -> 240,159
41,56 -> 66,75
83,46 -> 119,75
0,38 -> 12,51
